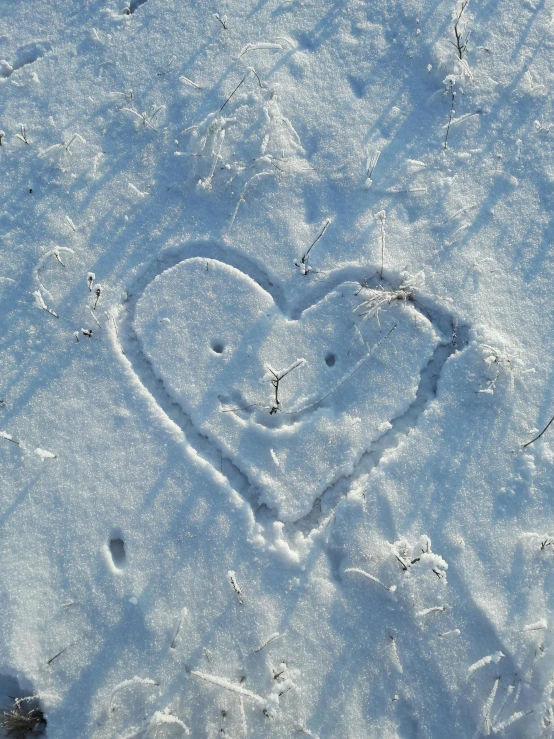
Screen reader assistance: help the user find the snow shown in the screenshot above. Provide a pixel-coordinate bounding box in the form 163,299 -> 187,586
134,256 -> 437,520
1,0 -> 554,736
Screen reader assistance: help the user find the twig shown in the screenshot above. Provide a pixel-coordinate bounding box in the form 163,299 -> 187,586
524,415 -> 554,448
221,401 -> 264,414
228,570 -> 245,604
65,133 -> 85,153
344,567 -> 396,592
15,125 -> 29,145
365,150 -> 381,189
250,67 -> 264,88
444,81 -> 456,151
385,187 -> 428,194
170,607 -> 188,649
229,171 -> 274,229
33,290 -> 59,318
220,75 -> 247,113
264,359 -> 305,414
47,644 -> 72,665
179,75 -> 202,89
88,307 -> 101,327
109,677 -> 160,710
295,219 -> 331,273
416,606 -> 446,617
214,13 -> 228,29
238,43 -> 283,59
452,0 -> 470,60
53,250 -> 66,268
375,210 -> 386,279
0,431 -> 20,445
443,110 -> 481,129
253,633 -> 282,654
189,670 -> 266,706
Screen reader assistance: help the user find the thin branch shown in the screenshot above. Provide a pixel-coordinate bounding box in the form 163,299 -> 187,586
0,432 -> 20,445
444,81 -> 456,151
265,359 -> 305,413
524,415 -> 554,448
220,75 -> 247,113
47,645 -> 71,666
253,632 -> 282,654
343,567 -> 395,592
189,670 -> 266,706
296,219 -> 331,271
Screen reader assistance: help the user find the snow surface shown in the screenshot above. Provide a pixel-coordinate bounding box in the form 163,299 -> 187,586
1,0 -> 554,736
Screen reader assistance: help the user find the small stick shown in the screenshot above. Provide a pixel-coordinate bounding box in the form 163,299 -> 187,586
228,571 -> 245,604
65,133 -> 85,153
295,219 -> 331,272
444,110 -> 481,129
238,43 -> 283,59
53,250 -> 66,268
180,75 -> 202,89
296,728 -> 319,738
265,359 -> 305,414
467,651 -> 504,679
88,307 -> 101,327
0,431 -> 20,445
220,75 -> 247,113
440,203 -> 477,225
33,290 -> 59,318
171,606 -> 188,649
250,67 -> 264,88
452,0 -> 470,60
524,415 -> 554,447
229,171 -> 274,229
416,606 -> 446,617
390,634 -> 403,673
375,210 -> 386,280
189,669 -> 265,706
109,677 -> 159,710
16,125 -> 29,144
365,150 -> 381,188
444,81 -> 456,151
254,633 -> 282,654
386,187 -> 428,194
239,696 -> 247,737
47,644 -> 73,666
214,12 -> 228,29
343,567 -> 396,592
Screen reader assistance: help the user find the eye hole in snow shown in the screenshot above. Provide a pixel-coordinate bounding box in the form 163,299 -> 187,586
211,341 -> 225,354
325,352 -> 336,367
109,534 -> 127,569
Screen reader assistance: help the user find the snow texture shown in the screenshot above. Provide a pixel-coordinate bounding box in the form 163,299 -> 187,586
1,0 -> 554,736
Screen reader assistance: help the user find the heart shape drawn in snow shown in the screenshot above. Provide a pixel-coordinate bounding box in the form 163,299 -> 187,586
134,258 -> 439,521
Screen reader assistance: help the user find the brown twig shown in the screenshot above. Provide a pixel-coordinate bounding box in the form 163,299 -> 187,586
524,415 -> 554,448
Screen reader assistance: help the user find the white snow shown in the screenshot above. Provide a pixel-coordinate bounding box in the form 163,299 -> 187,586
1,0 -> 554,736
